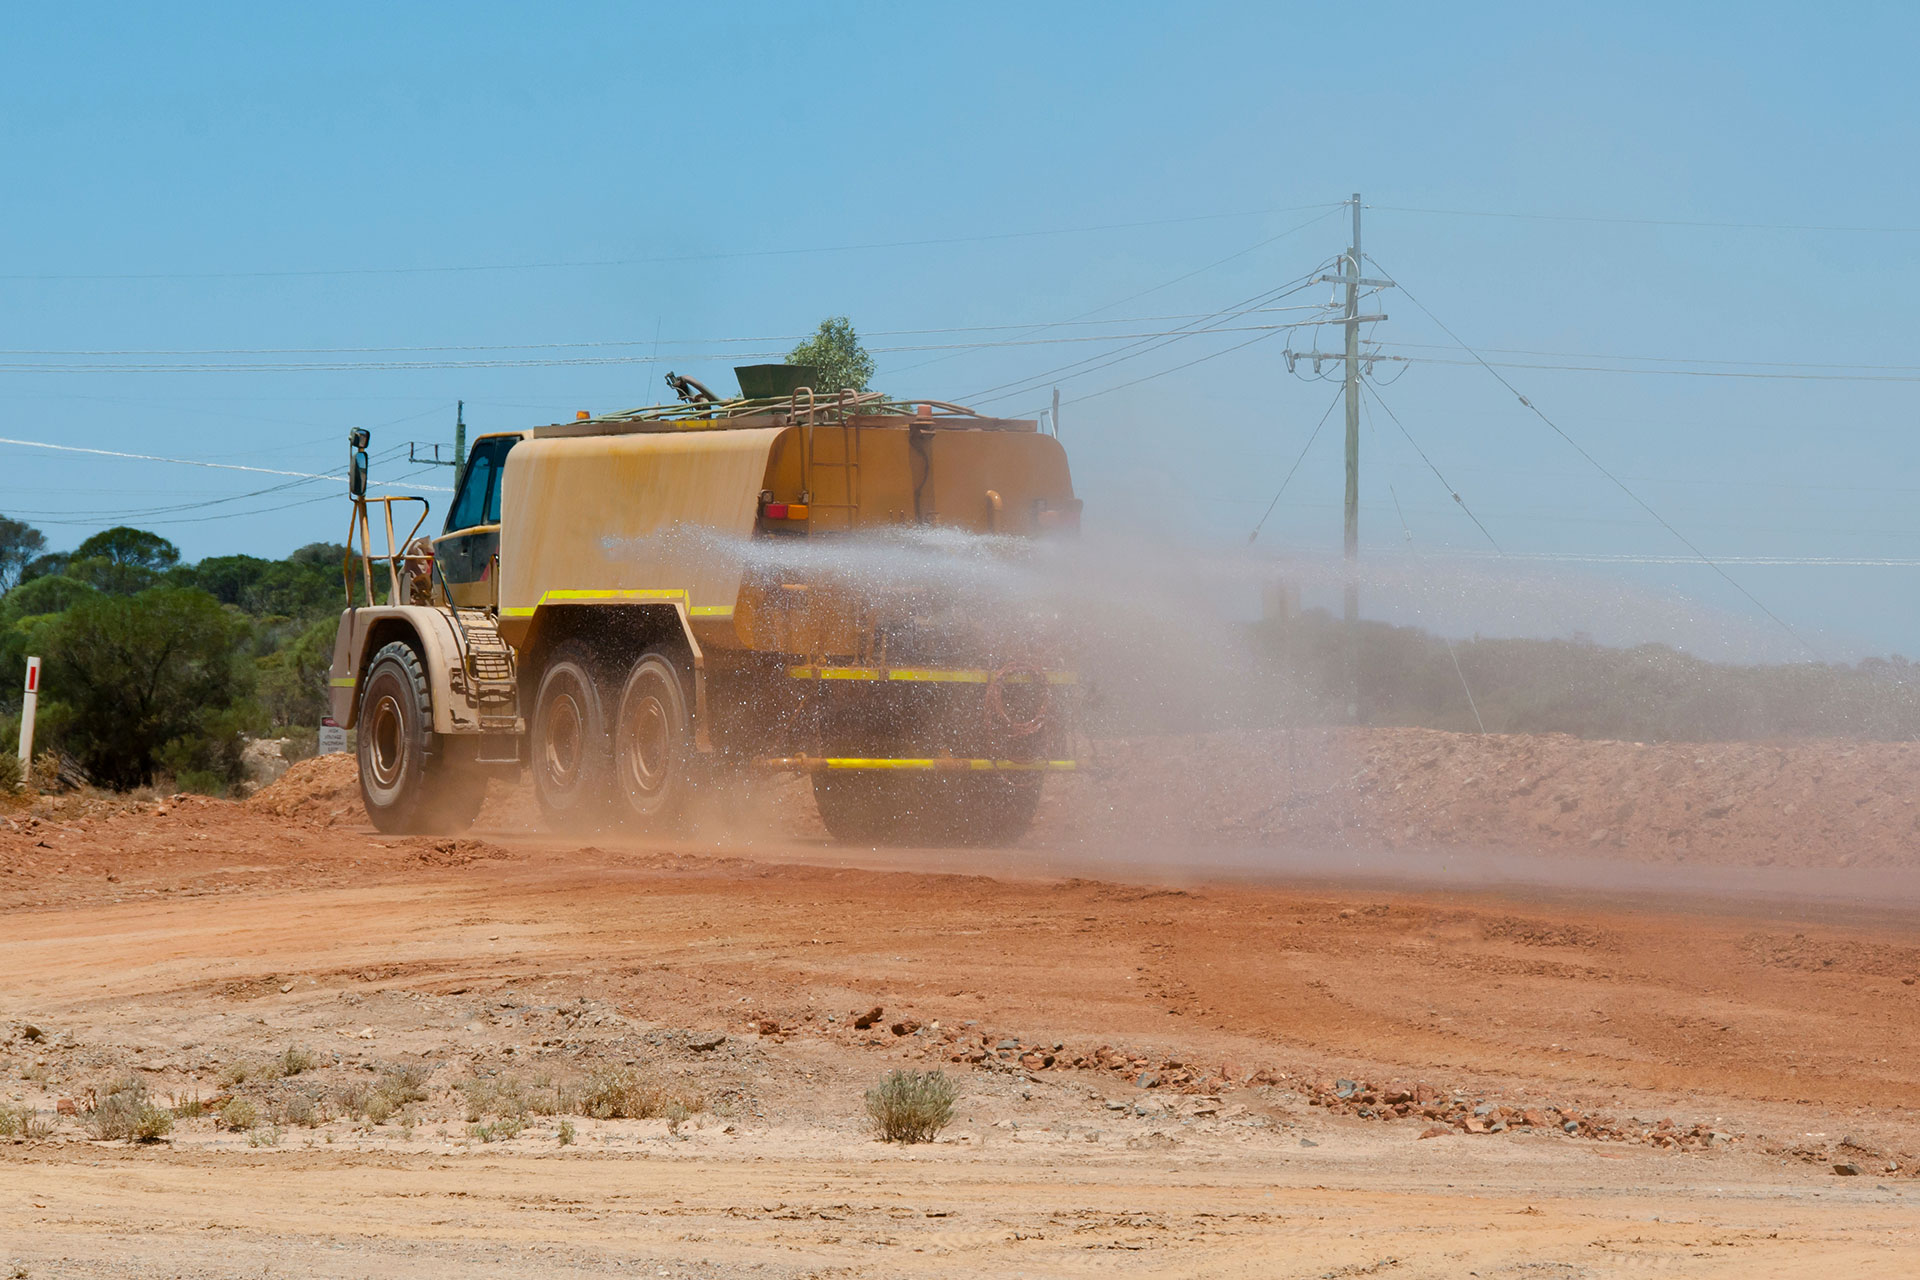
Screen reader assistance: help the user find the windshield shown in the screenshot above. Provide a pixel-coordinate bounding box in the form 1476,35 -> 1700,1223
445,436 -> 516,532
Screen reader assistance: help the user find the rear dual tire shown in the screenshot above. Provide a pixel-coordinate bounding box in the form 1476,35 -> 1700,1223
812,770 -> 1042,846
530,644 -> 697,830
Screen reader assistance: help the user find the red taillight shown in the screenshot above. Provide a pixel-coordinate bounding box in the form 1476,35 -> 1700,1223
1036,500 -> 1082,535
760,501 -> 809,521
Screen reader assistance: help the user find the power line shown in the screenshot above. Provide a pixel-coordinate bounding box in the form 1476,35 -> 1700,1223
0,318 -> 1352,375
1374,203 -> 1920,235
0,202 -> 1347,283
1248,384 -> 1345,544
1062,327 -> 1287,406
1361,381 -> 1501,552
1448,551 -> 1920,567
1387,482 -> 1485,733
0,305 -> 1330,359
967,271 -> 1331,406
0,435 -> 450,492
891,206 -> 1345,380
1370,253 -> 1826,661
1378,353 -> 1920,384
1378,339 -> 1920,374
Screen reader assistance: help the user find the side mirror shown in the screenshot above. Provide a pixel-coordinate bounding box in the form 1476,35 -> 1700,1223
349,429 -> 371,498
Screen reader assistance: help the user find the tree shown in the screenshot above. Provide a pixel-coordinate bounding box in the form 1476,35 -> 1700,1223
38,586 -> 256,789
257,614 -> 337,727
74,526 -> 180,571
70,526 -> 181,596
789,316 -> 876,395
3,574 -> 96,619
19,551 -> 69,584
0,517 -> 47,592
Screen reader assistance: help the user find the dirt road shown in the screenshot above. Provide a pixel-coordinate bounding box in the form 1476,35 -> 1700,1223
3,743 -> 1920,1275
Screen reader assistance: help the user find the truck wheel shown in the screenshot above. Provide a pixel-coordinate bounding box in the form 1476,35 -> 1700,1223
941,773 -> 1044,845
611,650 -> 695,825
811,772 -> 1043,846
530,644 -> 613,826
357,641 -> 485,834
811,771 -> 902,843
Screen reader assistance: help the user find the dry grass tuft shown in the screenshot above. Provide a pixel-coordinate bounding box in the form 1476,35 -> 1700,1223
865,1069 -> 958,1144
269,1092 -> 323,1128
0,1106 -> 46,1138
578,1066 -> 703,1121
217,1098 -> 259,1132
466,1115 -> 525,1144
90,1077 -> 173,1143
276,1045 -> 320,1077
459,1070 -> 573,1122
338,1065 -> 430,1125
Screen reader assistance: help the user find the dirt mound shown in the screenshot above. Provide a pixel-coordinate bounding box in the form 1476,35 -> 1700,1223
247,753 -> 361,826
1046,726 -> 1920,869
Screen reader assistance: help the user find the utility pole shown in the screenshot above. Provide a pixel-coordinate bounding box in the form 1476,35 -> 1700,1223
453,401 -> 467,492
1342,193 -> 1362,627
1276,196 -> 1394,722
405,401 -> 470,488
1051,386 -> 1061,439
1340,194 -> 1364,722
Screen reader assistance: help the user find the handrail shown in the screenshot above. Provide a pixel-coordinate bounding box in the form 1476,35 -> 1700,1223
342,495 -> 431,606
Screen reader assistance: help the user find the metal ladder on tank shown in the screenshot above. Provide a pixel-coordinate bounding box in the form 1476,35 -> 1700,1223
796,389 -> 862,532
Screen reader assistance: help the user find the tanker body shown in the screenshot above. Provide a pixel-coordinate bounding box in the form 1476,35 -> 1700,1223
329,376 -> 1080,843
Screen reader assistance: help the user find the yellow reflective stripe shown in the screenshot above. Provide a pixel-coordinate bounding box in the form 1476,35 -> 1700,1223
500,589 -> 733,619
328,677 -> 357,687
816,758 -> 1076,771
787,666 -> 1076,684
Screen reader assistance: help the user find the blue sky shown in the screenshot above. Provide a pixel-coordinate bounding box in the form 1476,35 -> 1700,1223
3,2 -> 1917,658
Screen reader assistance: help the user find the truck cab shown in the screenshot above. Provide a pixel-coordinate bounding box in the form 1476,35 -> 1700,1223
433,432 -> 523,609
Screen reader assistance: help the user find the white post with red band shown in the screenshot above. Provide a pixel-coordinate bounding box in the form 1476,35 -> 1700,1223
19,656 -> 40,774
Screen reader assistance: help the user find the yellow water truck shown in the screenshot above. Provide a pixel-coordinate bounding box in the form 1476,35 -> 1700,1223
329,372 -> 1081,843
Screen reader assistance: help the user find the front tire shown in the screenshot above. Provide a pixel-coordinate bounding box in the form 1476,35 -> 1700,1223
530,644 -> 613,827
357,641 -> 485,834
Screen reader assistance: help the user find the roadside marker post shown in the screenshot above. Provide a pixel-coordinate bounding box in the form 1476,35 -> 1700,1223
18,656 -> 39,773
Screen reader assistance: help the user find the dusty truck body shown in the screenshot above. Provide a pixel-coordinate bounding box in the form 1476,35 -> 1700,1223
328,381 -> 1081,843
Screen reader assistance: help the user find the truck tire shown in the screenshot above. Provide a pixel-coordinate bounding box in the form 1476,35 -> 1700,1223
813,771 -> 1043,846
357,641 -> 486,834
810,771 -> 902,843
611,650 -> 695,826
943,773 -> 1044,845
530,644 -> 614,826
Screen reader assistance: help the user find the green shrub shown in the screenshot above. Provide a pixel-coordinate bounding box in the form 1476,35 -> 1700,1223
864,1069 -> 958,1144
218,1098 -> 259,1132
